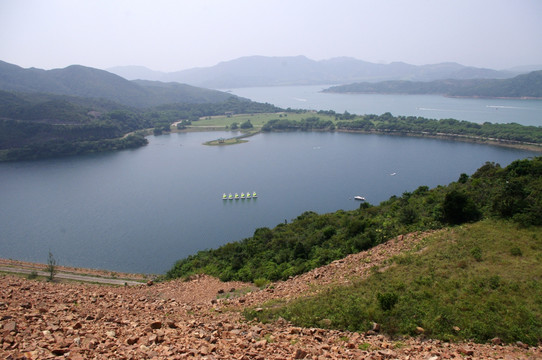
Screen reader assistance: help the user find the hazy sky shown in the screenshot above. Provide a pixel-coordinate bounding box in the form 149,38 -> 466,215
1,0 -> 541,72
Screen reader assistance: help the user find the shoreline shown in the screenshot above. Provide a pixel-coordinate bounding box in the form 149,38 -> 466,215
181,126 -> 542,153
321,90 -> 542,100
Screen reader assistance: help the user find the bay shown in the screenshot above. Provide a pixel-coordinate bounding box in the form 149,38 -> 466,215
0,130 -> 537,274
228,85 -> 542,126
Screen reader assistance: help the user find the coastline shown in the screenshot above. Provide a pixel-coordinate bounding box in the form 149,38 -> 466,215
321,91 -> 542,100
336,128 -> 542,153
182,126 -> 542,153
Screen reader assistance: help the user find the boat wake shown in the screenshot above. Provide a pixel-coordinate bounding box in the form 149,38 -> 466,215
486,105 -> 530,110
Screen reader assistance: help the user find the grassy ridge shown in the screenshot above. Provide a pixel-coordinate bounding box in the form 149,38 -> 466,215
246,220 -> 542,345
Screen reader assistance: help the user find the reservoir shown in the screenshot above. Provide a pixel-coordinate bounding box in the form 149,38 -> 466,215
0,131 -> 538,274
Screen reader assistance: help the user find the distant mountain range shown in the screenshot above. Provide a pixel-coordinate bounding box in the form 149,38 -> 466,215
107,56 -> 527,88
0,61 -> 233,108
323,70 -> 542,98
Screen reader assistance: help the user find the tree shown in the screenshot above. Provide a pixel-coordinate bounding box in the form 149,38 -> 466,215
442,190 -> 481,225
46,251 -> 57,281
240,119 -> 253,129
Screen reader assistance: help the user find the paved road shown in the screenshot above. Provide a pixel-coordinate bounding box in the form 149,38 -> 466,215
0,266 -> 145,286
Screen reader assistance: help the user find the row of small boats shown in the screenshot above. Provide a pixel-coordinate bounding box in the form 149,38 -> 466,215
223,192 -> 257,200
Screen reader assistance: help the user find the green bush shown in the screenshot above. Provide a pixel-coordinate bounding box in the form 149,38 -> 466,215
377,292 -> 399,311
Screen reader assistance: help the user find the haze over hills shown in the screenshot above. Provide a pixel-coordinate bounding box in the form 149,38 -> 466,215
323,70 -> 542,98
107,55 -> 521,88
0,60 -> 233,108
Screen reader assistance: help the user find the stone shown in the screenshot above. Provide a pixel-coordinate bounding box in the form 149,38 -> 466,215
491,337 -> 502,345
3,321 -> 17,333
254,339 -> 267,348
458,347 -> 474,356
126,336 -> 139,345
148,334 -> 158,344
51,348 -> 69,355
294,349 -> 308,359
150,321 -> 162,329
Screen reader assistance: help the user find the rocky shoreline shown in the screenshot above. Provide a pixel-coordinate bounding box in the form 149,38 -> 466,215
2,232 -> 541,359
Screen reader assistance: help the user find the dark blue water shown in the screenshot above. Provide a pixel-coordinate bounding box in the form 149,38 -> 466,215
0,131 -> 537,274
229,85 -> 542,126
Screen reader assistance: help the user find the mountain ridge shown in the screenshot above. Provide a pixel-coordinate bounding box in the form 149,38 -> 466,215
0,60 -> 233,108
107,56 -> 520,88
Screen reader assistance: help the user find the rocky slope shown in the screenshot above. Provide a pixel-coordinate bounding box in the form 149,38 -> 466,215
1,232 -> 540,359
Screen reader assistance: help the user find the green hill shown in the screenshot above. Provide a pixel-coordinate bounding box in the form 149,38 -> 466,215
324,70 -> 542,98
0,60 -> 233,108
248,220 -> 542,345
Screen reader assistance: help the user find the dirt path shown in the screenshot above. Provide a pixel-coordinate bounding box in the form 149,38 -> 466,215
0,266 -> 144,286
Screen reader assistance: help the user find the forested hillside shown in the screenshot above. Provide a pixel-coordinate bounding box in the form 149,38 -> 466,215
0,91 -> 280,161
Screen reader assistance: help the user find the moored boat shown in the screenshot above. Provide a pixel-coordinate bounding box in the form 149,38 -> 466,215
354,195 -> 365,201
222,193 -> 227,200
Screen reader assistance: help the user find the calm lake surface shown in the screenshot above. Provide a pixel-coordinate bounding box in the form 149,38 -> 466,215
229,85 -> 542,126
0,130 -> 538,274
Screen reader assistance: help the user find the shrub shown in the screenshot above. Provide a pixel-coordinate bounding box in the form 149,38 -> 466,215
377,292 -> 399,311
254,278 -> 270,288
27,270 -> 38,280
45,251 -> 57,281
471,246 -> 483,262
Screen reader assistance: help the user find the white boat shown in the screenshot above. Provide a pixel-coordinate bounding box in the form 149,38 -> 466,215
246,192 -> 251,199
354,196 -> 365,201
234,193 -> 240,200
222,193 -> 227,200
228,193 -> 233,200
240,192 -> 245,199
252,191 -> 257,198
390,172 -> 397,176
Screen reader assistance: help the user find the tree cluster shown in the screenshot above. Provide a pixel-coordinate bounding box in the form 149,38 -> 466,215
262,116 -> 335,131
335,112 -> 542,144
